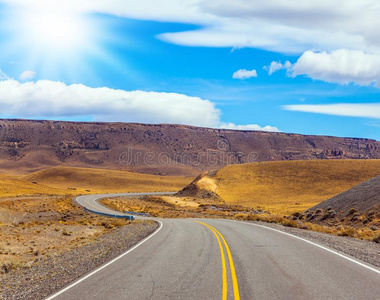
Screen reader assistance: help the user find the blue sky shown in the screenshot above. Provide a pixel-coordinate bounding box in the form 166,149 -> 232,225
0,1 -> 380,139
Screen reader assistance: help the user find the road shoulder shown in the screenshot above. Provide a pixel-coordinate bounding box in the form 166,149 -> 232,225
237,220 -> 380,268
0,221 -> 158,300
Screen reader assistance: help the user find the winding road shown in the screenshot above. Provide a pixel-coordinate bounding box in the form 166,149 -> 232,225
47,193 -> 380,300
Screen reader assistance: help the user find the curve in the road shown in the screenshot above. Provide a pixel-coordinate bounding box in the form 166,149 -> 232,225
46,193 -> 380,300
75,192 -> 176,218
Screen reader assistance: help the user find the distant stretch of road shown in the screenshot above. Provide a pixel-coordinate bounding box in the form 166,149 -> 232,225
48,193 -> 380,300
74,192 -> 176,217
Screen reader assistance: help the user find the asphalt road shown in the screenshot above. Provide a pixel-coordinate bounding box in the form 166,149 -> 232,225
75,192 -> 175,217
48,193 -> 380,300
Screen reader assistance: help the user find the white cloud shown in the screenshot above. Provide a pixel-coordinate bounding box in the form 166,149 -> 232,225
0,79 -> 220,127
291,49 -> 380,86
232,69 -> 257,79
0,79 -> 277,131
283,103 -> 380,119
365,122 -> 380,128
19,70 -> 36,81
264,61 -> 292,75
2,1 -> 380,54
0,69 -> 9,80
0,0 -> 209,24
157,1 -> 379,54
219,122 -> 279,132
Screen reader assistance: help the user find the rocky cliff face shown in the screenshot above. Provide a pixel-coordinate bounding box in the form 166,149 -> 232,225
1,119 -> 380,175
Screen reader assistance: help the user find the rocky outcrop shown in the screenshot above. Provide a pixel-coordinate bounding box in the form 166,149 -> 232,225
176,171 -> 220,200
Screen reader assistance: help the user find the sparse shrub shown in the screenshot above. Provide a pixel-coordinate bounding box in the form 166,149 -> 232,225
101,222 -> 115,229
62,230 -> 71,236
367,211 -> 375,217
291,212 -> 304,220
348,208 -> 358,215
322,209 -> 336,220
281,219 -> 298,228
234,213 -> 248,220
245,214 -> 261,222
298,223 -> 311,230
362,217 -> 371,225
1,261 -> 16,274
350,214 -> 359,222
373,235 -> 380,243
338,227 -> 356,237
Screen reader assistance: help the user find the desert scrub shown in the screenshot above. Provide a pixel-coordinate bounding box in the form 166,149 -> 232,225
61,230 -> 71,236
321,209 -> 337,220
337,227 -> 356,237
348,208 -> 358,215
1,261 -> 17,274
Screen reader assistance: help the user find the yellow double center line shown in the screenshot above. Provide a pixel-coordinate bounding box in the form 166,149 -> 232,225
195,221 -> 240,300
83,196 -> 105,212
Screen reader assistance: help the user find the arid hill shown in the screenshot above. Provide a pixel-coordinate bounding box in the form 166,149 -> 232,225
23,166 -> 192,194
308,175 -> 380,216
0,166 -> 191,197
303,174 -> 380,232
1,118 -> 380,175
176,160 -> 380,214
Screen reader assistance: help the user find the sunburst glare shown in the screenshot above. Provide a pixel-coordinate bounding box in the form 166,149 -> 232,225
2,5 -> 114,81
24,9 -> 88,51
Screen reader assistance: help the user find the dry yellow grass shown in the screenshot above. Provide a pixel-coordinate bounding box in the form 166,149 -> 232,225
212,160 -> 380,214
0,174 -> 68,197
195,176 -> 218,193
23,166 -> 192,194
0,195 -> 150,272
162,196 -> 200,208
0,166 -> 192,197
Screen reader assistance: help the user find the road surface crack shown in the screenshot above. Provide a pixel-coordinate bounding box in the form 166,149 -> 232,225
148,274 -> 156,300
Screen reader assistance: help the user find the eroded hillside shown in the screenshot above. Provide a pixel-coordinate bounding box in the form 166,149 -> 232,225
1,119 -> 380,175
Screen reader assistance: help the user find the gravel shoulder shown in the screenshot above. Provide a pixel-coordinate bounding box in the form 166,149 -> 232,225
251,221 -> 380,268
1,216 -> 378,300
0,220 -> 158,300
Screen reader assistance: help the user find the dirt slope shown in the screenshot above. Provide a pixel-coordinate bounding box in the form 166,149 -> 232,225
177,170 -> 220,200
1,119 -> 380,176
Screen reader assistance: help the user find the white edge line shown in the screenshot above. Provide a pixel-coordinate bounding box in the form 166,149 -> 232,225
229,219 -> 380,275
45,220 -> 163,300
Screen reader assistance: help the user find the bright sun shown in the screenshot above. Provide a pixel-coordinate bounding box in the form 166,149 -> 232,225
24,9 -> 88,52
5,5 -> 108,79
